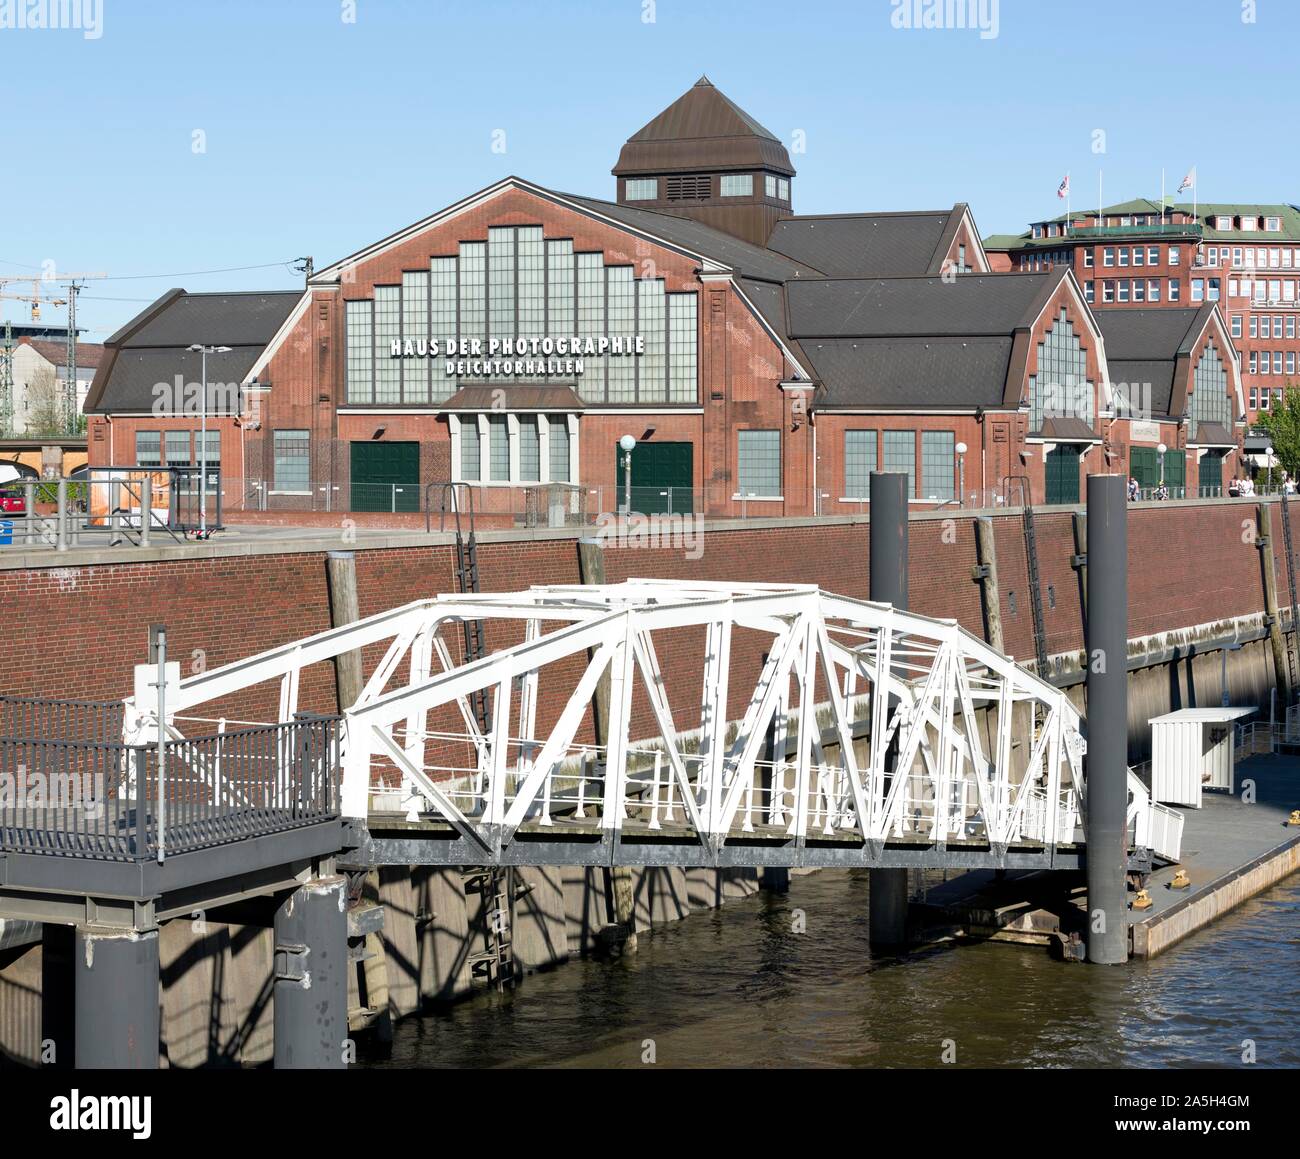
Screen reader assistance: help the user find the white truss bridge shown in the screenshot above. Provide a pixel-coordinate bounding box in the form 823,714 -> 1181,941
124,580 -> 1183,870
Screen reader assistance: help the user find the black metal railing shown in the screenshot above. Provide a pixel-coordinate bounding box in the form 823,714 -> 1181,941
0,714 -> 338,862
0,695 -> 125,742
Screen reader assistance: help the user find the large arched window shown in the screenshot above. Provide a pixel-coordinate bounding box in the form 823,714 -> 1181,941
1188,339 -> 1232,439
1028,307 -> 1094,432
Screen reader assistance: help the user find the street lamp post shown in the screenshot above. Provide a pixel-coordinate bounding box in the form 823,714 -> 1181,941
187,344 -> 232,539
619,434 -> 636,518
1157,441 -> 1167,497
955,441 -> 968,506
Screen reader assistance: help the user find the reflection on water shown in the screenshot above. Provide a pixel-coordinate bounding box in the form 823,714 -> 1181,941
361,871 -> 1300,1069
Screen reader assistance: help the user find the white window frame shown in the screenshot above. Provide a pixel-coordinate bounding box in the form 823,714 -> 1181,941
449,412 -> 579,485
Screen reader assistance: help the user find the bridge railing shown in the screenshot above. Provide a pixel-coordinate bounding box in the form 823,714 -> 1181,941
0,713 -> 339,862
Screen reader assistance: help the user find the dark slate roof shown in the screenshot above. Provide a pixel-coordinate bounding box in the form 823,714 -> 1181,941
613,77 -> 794,177
1039,416 -> 1102,443
86,289 -> 302,413
559,190 -> 820,283
807,336 -> 1014,409
766,210 -> 959,278
1093,306 -> 1215,417
1190,422 -> 1235,447
786,272 -> 1061,338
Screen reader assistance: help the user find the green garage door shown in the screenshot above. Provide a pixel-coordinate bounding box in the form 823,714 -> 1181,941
616,441 -> 693,514
1130,446 -> 1160,491
351,441 -> 420,512
1044,445 -> 1081,504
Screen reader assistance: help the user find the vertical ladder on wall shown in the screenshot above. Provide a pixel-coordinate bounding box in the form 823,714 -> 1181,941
441,484 -> 491,734
1005,475 -> 1051,679
461,866 -> 517,990
1281,495 -> 1299,698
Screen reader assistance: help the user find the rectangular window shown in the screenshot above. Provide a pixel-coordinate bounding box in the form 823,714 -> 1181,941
1084,280 -> 1095,303
460,419 -> 480,480
1233,247 -> 1243,267
920,431 -> 955,502
1260,353 -> 1269,375
1103,247 -> 1115,267
625,178 -> 657,200
194,430 -> 220,475
1267,216 -> 1282,231
1232,315 -> 1243,338
606,266 -> 636,403
1133,280 -> 1145,302
1250,387 -> 1258,409
518,416 -> 540,481
1083,249 -> 1094,268
843,429 -> 877,499
1170,246 -> 1181,266
430,256 -> 457,403
882,430 -> 917,495
1133,246 -> 1144,267
1169,279 -> 1180,302
1117,280 -> 1130,303
764,174 -> 777,198
1250,352 -> 1258,374
720,174 -> 753,197
488,415 -> 509,481
1118,247 -> 1129,267
1273,315 -> 1283,338
777,178 -> 789,200
737,430 -> 781,497
1191,279 -> 1204,302
1272,247 -> 1282,267
345,299 -> 373,404
1102,280 -> 1115,303
1148,246 -> 1159,265
402,270 -> 430,403
1208,278 -> 1220,301
135,431 -> 160,467
516,227 -> 544,380
548,417 -> 570,482
577,252 -> 606,400
373,285 -> 400,404
1274,351 -> 1283,374
164,431 -> 190,465
272,430 -> 309,492
1289,352 -> 1296,375
1250,316 -> 1258,338
638,277 -> 667,404
668,293 -> 698,403
1148,279 -> 1160,302
1289,316 -> 1296,339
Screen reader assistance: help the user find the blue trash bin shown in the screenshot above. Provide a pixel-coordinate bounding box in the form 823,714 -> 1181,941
0,520 -> 12,546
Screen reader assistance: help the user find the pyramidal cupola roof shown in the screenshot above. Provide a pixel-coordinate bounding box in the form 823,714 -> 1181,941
613,77 -> 795,178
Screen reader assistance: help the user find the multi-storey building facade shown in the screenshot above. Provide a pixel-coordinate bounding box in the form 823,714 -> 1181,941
986,200 -> 1300,427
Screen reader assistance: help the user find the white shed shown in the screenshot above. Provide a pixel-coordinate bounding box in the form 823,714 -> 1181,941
1149,707 -> 1254,808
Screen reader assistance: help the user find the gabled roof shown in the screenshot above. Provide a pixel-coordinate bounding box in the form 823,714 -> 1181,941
613,77 -> 794,177
85,289 -> 302,414
1092,304 -> 1228,418
17,338 -> 105,369
766,207 -> 969,278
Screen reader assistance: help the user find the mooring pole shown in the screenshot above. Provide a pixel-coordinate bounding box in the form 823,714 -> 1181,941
869,471 -> 910,947
1085,474 -> 1129,965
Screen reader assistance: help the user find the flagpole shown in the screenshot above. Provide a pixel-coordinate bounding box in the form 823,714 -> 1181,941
1099,169 -> 1103,227
1066,174 -> 1071,235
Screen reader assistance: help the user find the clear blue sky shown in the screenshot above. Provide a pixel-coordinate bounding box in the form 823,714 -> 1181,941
4,0 -> 1297,340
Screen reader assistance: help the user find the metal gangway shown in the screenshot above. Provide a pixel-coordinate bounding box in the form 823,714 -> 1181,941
134,580 -> 1184,871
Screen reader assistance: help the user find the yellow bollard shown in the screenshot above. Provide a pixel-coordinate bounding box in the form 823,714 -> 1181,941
1287,810 -> 1300,827
1171,869 -> 1191,889
1132,889 -> 1153,910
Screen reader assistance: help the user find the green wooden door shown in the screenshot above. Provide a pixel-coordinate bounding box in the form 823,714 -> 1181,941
1130,446 -> 1160,490
1199,449 -> 1224,497
1164,449 -> 1186,496
350,441 -> 420,512
616,441 -> 693,514
1044,445 -> 1081,504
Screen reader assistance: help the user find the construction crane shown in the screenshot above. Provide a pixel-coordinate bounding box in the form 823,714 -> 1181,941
0,281 -> 67,437
0,272 -> 107,433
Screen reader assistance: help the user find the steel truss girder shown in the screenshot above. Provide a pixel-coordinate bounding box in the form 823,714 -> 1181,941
145,579 -> 1099,870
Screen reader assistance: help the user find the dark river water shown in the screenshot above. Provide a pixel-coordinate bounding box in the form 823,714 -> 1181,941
360,870 -> 1300,1069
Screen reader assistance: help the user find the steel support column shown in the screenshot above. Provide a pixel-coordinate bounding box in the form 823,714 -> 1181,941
869,471 -> 910,946
273,875 -> 348,1069
1085,474 -> 1129,965
73,926 -> 160,1069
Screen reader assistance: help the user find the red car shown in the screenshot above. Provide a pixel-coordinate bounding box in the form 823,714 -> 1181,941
0,488 -> 24,515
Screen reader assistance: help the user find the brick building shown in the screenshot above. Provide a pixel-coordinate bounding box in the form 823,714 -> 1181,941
986,199 -> 1296,428
86,81 -> 1244,513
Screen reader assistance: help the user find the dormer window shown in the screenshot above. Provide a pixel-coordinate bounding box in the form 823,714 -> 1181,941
1215,215 -> 1233,230
625,178 -> 658,201
1266,216 -> 1282,232
1241,216 -> 1258,231
720,174 -> 753,197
